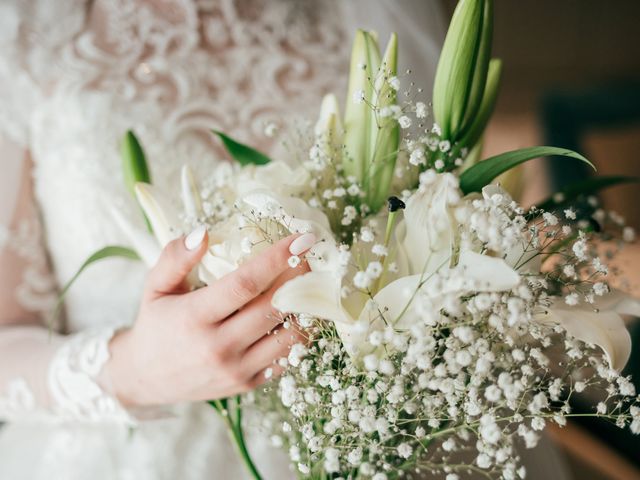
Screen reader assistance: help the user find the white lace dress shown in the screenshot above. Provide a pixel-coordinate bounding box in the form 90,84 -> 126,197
0,1 -> 454,479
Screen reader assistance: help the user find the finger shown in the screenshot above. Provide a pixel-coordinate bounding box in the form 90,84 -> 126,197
247,363 -> 287,391
241,323 -> 305,378
217,260 -> 310,348
189,232 -> 316,322
145,226 -> 208,297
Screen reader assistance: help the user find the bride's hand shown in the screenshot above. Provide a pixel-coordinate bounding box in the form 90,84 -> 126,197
105,228 -> 315,407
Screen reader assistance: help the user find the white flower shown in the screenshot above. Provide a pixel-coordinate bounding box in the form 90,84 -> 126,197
353,89 -> 366,104
398,116 -> 412,129
273,174 -> 520,361
288,343 -> 308,367
564,293 -> 579,306
415,102 -> 427,118
409,148 -> 426,166
564,208 -> 576,220
397,443 -> 413,459
542,212 -> 558,226
288,255 -> 301,268
388,76 -> 400,91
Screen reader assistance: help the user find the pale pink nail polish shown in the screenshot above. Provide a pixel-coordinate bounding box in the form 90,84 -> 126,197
289,233 -> 316,255
185,225 -> 206,250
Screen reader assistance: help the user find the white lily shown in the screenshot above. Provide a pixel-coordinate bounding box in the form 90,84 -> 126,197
485,182 -> 637,372
241,191 -> 340,274
130,173 -> 338,285
108,205 -> 161,267
273,176 -> 521,359
395,171 -> 462,276
273,250 -> 519,360
535,291 -> 639,372
134,182 -> 179,248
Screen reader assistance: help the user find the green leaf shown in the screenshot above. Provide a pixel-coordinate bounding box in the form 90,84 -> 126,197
121,131 -> 151,195
53,246 -> 141,324
433,0 -> 484,139
213,131 -> 271,166
459,146 -> 594,194
458,58 -> 502,152
536,175 -> 639,213
121,130 -> 153,232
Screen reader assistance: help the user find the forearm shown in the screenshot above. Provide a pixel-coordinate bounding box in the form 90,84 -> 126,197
0,324 -> 133,423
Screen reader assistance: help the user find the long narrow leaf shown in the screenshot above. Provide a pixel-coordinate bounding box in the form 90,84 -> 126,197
121,130 -> 153,231
53,246 -> 141,323
459,146 -> 593,194
213,131 -> 271,166
536,176 -> 639,213
121,131 -> 151,194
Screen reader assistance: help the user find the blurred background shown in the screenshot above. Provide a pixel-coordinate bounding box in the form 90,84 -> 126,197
441,1 -> 640,478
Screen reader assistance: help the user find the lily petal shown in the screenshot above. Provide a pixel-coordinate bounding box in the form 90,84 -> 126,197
539,304 -> 632,371
594,289 -> 640,317
398,173 -> 461,275
454,250 -> 520,292
272,271 -> 351,325
362,274 -> 424,330
199,250 -> 237,282
241,191 -> 341,273
108,206 -> 161,267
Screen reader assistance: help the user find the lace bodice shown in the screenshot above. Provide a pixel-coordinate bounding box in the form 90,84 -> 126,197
0,0 -> 445,477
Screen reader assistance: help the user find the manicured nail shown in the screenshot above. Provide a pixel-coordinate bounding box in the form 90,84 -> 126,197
289,233 -> 316,255
185,225 -> 207,250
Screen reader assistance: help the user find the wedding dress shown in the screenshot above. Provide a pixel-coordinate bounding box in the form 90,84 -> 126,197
0,1 -> 570,479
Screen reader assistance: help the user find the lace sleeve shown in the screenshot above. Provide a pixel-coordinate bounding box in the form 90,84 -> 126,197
0,136 -> 133,424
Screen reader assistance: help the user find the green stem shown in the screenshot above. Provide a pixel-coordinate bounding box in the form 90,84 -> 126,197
209,398 -> 263,480
374,209 -> 399,293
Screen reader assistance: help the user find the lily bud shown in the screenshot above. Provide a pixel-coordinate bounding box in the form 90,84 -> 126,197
343,30 -> 381,181
367,33 -> 400,212
315,93 -> 343,155
458,0 -> 493,139
458,58 -> 502,154
181,164 -> 204,219
134,183 -> 175,247
433,0 -> 491,141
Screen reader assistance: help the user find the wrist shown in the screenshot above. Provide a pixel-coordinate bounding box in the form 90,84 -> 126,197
102,327 -> 143,408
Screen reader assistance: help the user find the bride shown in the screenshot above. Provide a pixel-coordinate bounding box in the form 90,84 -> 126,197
0,1 -> 571,478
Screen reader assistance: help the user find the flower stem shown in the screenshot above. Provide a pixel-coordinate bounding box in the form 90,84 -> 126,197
209,398 -> 263,480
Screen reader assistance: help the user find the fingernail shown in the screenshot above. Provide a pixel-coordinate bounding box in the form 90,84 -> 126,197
185,225 -> 207,250
289,232 -> 316,255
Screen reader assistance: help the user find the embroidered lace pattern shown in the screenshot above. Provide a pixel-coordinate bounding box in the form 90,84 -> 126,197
0,0 -> 346,426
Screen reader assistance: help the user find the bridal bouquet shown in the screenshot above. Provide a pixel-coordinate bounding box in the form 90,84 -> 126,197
66,0 -> 639,478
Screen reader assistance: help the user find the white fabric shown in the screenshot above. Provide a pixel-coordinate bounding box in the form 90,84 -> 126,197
0,1 -> 569,479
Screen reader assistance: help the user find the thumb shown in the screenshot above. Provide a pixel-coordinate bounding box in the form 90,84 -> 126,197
145,225 -> 208,296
